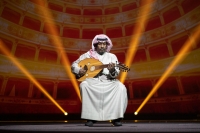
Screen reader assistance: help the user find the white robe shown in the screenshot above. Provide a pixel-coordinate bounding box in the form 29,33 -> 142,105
71,51 -> 128,121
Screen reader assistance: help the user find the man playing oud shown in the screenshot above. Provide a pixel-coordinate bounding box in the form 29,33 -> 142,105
71,34 -> 128,126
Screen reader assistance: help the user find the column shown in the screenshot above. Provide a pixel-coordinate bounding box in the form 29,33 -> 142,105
81,7 -> 84,15
80,25 -> 82,39
176,4 -> 185,16
0,77 -> 8,95
19,12 -> 25,25
102,7 -> 105,15
0,2 -> 5,16
187,31 -> 197,49
128,81 -> 134,99
158,12 -> 165,25
102,25 -> 106,34
53,82 -> 58,99
11,40 -> 18,55
118,3 -> 122,12
176,77 -> 184,95
135,1 -> 139,7
60,24 -> 64,36
165,39 -> 174,57
141,23 -> 145,32
56,50 -> 61,64
144,47 -> 151,61
122,24 -> 125,37
40,22 -> 45,32
44,0 -> 48,7
151,79 -> 158,97
63,4 -> 66,13
28,82 -> 33,98
34,46 -> 40,61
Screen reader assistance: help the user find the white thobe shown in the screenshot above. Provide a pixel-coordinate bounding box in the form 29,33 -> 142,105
71,51 -> 128,121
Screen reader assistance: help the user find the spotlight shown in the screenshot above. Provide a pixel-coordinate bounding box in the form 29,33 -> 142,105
134,112 -> 138,115
0,40 -> 67,114
135,24 -> 200,114
36,1 -> 81,100
64,112 -> 68,115
120,0 -> 154,83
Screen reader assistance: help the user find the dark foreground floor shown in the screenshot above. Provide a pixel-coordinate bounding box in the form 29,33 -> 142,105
0,120 -> 200,133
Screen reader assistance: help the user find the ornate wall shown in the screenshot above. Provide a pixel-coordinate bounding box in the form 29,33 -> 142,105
0,0 -> 200,115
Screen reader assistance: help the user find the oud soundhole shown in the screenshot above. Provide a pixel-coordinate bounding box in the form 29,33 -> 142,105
90,66 -> 95,71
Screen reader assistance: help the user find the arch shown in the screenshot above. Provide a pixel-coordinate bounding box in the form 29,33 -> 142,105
181,0 -> 200,14
139,0 -> 154,7
61,52 -> 79,65
82,29 -> 103,39
5,77 -> 29,98
149,43 -> 170,61
29,0 -> 46,6
0,38 -> 13,55
171,35 -> 188,55
106,26 -> 122,38
63,27 -> 80,38
132,80 -> 152,98
22,16 -> 41,31
181,75 -> 200,94
145,15 -> 162,31
43,22 -> 60,36
1,6 -> 21,24
125,23 -> 140,36
15,44 -> 36,61
38,49 -> 57,64
114,52 -> 125,64
105,7 -> 119,15
65,6 -> 81,15
57,81 -> 78,100
157,77 -> 179,97
48,2 -> 63,12
122,2 -> 137,12
163,6 -> 181,24
83,8 -> 102,15
132,49 -> 147,63
32,80 -> 54,99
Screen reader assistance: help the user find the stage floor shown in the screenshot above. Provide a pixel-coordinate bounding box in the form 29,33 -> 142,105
0,120 -> 200,133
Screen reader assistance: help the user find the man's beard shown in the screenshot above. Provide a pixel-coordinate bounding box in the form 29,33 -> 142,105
97,48 -> 106,55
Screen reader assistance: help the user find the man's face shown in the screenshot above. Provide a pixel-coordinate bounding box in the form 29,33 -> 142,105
96,42 -> 107,55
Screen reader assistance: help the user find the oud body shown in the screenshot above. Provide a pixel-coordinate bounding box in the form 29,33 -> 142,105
77,58 -> 105,81
76,58 -> 130,82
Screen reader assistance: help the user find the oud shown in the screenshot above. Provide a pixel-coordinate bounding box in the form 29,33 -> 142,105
76,58 -> 130,81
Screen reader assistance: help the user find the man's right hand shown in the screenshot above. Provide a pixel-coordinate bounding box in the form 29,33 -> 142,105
79,68 -> 86,77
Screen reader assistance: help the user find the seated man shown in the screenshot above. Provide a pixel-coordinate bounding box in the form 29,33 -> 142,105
71,34 -> 128,126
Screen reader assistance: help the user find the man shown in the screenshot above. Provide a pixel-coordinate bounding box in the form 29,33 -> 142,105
71,34 -> 128,126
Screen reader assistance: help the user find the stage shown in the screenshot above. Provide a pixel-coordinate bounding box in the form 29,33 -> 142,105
0,120 -> 200,133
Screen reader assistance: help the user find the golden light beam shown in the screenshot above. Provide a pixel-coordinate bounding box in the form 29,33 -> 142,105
0,40 -> 67,115
120,0 -> 154,83
36,1 -> 81,100
135,24 -> 200,114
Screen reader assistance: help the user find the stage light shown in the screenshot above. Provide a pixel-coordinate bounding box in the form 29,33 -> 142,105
0,40 -> 67,114
134,112 -> 138,115
120,0 -> 154,83
135,24 -> 200,114
36,1 -> 81,100
64,112 -> 68,115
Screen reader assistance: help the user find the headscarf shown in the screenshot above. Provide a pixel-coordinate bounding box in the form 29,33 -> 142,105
88,34 -> 113,59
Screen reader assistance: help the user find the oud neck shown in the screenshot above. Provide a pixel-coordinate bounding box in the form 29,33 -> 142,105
99,64 -> 109,69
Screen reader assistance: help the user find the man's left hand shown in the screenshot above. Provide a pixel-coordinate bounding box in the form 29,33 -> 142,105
107,63 -> 115,73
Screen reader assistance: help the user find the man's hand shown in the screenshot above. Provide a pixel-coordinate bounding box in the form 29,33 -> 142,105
79,68 -> 86,77
107,63 -> 115,73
